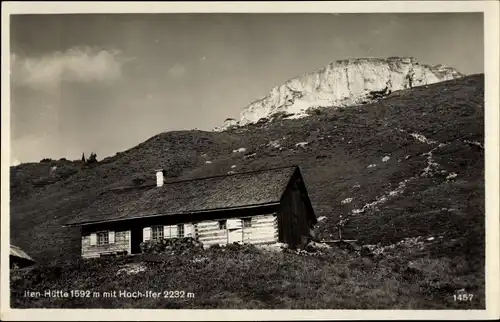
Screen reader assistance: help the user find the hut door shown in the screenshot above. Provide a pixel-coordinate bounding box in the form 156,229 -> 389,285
227,219 -> 243,244
130,227 -> 143,254
228,228 -> 243,244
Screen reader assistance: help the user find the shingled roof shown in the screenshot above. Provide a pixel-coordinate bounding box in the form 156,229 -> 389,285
10,245 -> 35,263
66,165 -> 300,226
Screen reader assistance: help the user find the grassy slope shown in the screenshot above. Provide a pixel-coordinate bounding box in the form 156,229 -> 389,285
9,75 -> 485,308
11,244 -> 484,309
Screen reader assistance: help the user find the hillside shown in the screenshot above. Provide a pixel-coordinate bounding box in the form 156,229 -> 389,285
10,74 -> 484,264
9,74 -> 485,309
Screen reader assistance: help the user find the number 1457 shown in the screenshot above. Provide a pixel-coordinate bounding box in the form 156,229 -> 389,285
454,293 -> 474,301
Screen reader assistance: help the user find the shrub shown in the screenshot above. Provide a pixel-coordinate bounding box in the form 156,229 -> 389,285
306,107 -> 324,116
226,242 -> 244,251
86,152 -> 98,164
209,244 -> 221,250
140,237 -> 203,254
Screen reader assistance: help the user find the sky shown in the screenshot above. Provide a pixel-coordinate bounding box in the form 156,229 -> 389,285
9,13 -> 483,164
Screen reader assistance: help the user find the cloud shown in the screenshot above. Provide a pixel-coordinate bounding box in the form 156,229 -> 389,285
11,46 -> 132,90
168,63 -> 186,78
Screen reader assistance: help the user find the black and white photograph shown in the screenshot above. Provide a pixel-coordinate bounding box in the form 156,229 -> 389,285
1,1 -> 499,320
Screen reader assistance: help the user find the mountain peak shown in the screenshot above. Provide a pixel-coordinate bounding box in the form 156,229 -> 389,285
234,56 -> 464,127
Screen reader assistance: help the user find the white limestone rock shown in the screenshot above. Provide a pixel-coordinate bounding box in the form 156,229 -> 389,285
239,57 -> 463,125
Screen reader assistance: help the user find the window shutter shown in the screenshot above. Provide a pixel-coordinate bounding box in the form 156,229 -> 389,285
185,224 -> 193,237
170,225 -> 178,238
90,233 -> 97,246
108,231 -> 115,244
143,227 -> 151,241
181,224 -> 187,237
163,225 -> 170,238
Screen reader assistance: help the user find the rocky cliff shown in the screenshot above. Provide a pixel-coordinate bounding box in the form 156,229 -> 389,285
238,57 -> 464,125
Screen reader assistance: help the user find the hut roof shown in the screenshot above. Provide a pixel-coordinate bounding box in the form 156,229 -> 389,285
10,245 -> 35,263
66,165 -> 304,226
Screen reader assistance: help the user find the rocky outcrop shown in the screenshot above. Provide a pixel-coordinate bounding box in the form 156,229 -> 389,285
213,118 -> 240,132
239,57 -> 464,125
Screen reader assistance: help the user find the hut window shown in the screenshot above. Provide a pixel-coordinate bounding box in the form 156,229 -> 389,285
97,231 -> 109,245
177,224 -> 185,237
218,220 -> 227,230
242,218 -> 252,228
152,226 -> 164,240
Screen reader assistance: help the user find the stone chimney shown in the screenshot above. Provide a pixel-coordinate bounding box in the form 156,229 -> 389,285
155,169 -> 164,187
